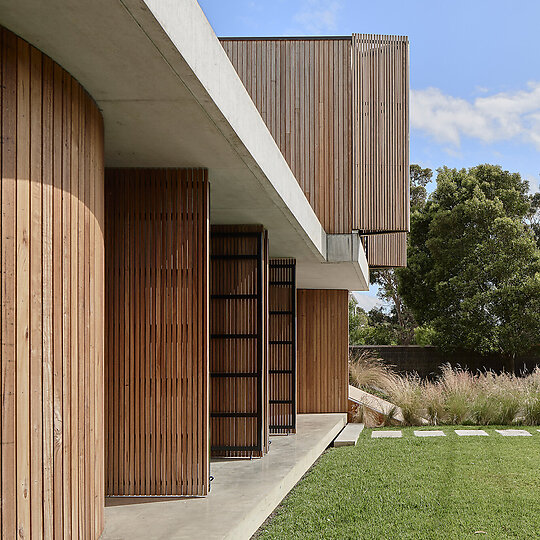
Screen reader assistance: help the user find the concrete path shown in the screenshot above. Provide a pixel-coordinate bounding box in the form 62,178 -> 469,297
102,413 -> 346,540
333,423 -> 365,446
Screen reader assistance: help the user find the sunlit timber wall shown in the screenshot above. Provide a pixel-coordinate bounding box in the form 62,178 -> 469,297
104,169 -> 209,496
1,26 -> 105,539
296,290 -> 349,413
220,35 -> 409,236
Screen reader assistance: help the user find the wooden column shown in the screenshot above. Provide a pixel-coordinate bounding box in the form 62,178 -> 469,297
210,226 -> 269,457
0,26 -> 105,539
269,259 -> 296,434
104,168 -> 209,497
297,289 -> 349,413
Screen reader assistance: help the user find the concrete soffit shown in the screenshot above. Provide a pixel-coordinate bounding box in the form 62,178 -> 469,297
126,0 -> 328,262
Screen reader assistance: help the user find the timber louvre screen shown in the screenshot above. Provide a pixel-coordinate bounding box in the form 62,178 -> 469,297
104,168 -> 209,497
269,259 -> 296,434
352,34 -> 410,233
363,232 -> 407,268
210,226 -> 269,457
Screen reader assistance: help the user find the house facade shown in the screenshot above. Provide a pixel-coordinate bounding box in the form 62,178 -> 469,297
0,0 -> 408,537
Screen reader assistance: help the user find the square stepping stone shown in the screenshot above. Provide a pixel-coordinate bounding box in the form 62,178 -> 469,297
334,423 -> 365,447
455,429 -> 489,436
414,430 -> 445,437
371,430 -> 402,438
495,429 -> 532,436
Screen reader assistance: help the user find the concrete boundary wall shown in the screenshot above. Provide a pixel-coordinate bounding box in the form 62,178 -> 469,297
351,345 -> 540,379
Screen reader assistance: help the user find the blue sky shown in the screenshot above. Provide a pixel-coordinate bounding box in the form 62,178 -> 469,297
199,0 -> 540,309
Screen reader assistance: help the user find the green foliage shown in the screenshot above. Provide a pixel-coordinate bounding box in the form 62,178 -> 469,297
399,164 -> 540,357
529,191 -> 540,248
348,297 -> 398,345
409,163 -> 433,211
413,325 -> 436,345
366,165 -> 433,345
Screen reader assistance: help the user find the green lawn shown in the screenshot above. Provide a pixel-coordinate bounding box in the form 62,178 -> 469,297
256,426 -> 540,539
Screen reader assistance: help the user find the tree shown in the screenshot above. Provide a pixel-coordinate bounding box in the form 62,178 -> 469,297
399,165 -> 540,363
528,191 -> 540,248
409,164 -> 433,212
348,296 -> 399,345
369,164 -> 434,345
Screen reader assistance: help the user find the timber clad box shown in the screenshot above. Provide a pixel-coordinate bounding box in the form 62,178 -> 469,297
0,1 -> 409,536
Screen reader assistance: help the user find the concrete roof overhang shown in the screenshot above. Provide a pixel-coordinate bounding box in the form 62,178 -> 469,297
0,0 -> 368,290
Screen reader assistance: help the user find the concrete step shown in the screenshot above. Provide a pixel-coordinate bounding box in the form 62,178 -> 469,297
333,423 -> 365,447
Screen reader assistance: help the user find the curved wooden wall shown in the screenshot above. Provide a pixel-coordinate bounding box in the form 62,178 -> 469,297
297,289 -> 348,413
1,27 -> 105,539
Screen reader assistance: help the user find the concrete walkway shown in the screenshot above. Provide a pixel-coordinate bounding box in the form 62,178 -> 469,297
102,413 -> 346,540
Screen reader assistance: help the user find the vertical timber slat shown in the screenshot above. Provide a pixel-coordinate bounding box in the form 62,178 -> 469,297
0,26 -> 104,539
104,168 -> 209,497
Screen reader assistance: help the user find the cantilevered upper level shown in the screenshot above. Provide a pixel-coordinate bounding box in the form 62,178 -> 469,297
221,35 -> 410,236
0,0 -> 409,288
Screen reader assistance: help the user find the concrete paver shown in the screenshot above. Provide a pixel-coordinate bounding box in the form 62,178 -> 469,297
455,429 -> 489,436
495,429 -> 532,436
333,423 -> 365,446
414,430 -> 445,437
371,430 -> 402,438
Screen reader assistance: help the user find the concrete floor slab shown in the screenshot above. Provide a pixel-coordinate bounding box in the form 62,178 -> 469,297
333,423 -> 365,446
371,430 -> 402,438
455,429 -> 489,436
102,413 -> 346,540
414,430 -> 445,437
495,429 -> 532,436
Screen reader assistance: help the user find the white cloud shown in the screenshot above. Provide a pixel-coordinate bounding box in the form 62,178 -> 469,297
411,82 -> 540,150
526,175 -> 540,194
290,0 -> 342,34
352,292 -> 383,312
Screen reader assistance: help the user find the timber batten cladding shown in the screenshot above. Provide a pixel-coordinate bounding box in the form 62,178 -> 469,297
220,35 -> 409,236
104,168 -> 209,497
297,290 -> 349,414
1,26 -> 105,538
210,226 -> 269,457
352,34 -> 409,233
220,37 -> 352,234
364,232 -> 407,268
269,259 -> 296,434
